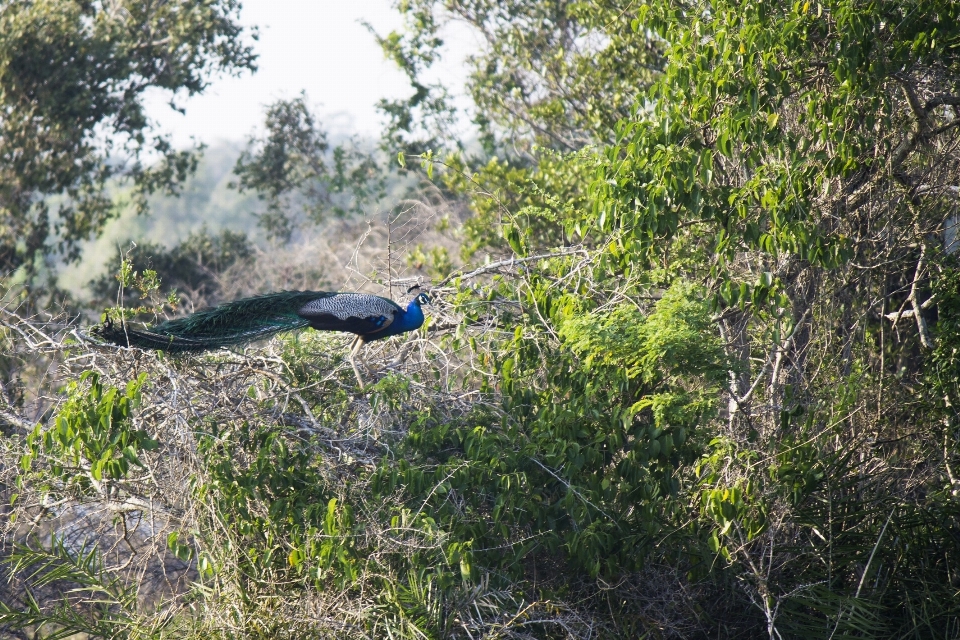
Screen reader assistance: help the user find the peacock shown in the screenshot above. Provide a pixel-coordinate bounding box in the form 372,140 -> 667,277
94,288 -> 431,387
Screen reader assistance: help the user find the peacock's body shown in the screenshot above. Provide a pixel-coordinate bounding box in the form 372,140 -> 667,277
95,289 -> 431,386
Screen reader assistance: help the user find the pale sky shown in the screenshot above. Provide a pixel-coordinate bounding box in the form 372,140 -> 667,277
145,0 -> 472,148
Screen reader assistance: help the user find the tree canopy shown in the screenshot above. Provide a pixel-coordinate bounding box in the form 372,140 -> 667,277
0,0 -> 256,277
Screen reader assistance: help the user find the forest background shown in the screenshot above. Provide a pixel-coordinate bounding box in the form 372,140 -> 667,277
2,0 -> 960,638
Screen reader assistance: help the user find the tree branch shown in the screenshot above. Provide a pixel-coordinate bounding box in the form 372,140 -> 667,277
924,94 -> 960,112
0,407 -> 34,434
436,248 -> 589,287
908,243 -> 934,349
735,308 -> 812,408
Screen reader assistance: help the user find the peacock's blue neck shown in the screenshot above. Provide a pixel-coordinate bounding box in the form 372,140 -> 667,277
380,298 -> 425,338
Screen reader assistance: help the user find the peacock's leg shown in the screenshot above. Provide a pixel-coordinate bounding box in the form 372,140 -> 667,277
347,335 -> 366,388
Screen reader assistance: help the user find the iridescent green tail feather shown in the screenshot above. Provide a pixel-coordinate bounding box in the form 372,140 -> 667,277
93,291 -> 331,352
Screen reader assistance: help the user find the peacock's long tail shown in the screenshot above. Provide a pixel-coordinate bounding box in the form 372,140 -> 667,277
93,291 -> 333,352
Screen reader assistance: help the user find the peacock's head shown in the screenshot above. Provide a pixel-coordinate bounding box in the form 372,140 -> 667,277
407,285 -> 431,307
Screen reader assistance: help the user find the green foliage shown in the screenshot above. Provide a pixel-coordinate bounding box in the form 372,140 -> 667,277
406,244 -> 453,279
0,0 -> 256,277
375,281 -> 727,579
368,4 -> 458,154
590,0 -> 960,295
928,262 -> 960,415
96,258 -> 180,324
389,0 -> 960,634
0,535 -> 170,640
90,228 -> 253,313
195,418 -> 358,589
22,371 -> 156,491
233,95 -> 389,241
441,151 -> 594,258
560,281 -> 728,388
376,0 -> 663,152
